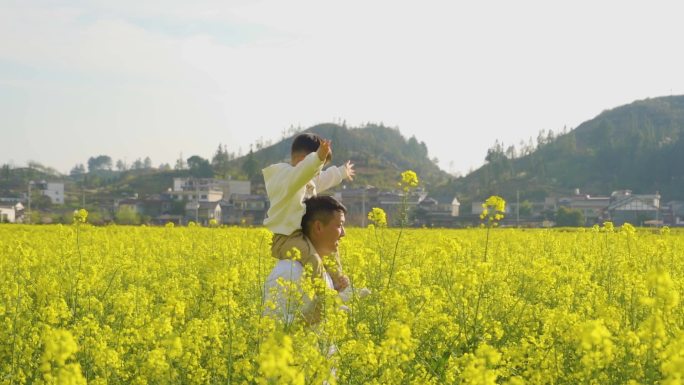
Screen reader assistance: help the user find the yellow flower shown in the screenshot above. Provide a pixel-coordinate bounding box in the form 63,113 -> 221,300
368,207 -> 387,227
620,222 -> 636,236
400,170 -> 419,188
480,195 -> 506,226
72,209 -> 88,224
602,221 -> 614,232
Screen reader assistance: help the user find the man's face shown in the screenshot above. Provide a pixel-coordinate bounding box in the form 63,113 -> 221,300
313,210 -> 345,257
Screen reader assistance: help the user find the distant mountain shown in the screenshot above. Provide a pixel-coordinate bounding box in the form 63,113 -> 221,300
229,123 -> 451,190
433,95 -> 684,207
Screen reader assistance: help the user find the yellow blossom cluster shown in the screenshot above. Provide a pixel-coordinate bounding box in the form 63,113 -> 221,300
480,195 -> 506,226
367,207 -> 387,227
400,170 -> 419,188
72,209 -> 88,224
1,222 -> 684,383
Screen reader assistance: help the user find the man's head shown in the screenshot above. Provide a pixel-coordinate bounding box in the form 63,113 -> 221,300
291,133 -> 331,165
302,195 -> 347,257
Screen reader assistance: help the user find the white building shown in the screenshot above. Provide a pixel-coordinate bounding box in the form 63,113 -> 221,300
170,178 -> 250,202
32,181 -> 64,204
0,202 -> 23,223
451,197 -> 460,217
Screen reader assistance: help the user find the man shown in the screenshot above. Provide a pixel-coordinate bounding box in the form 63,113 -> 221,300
263,195 -> 348,325
262,133 -> 353,292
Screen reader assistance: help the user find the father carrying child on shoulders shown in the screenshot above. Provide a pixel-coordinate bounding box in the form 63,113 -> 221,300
262,133 -> 355,296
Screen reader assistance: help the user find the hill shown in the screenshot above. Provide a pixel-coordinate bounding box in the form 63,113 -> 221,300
433,95 -> 684,206
228,123 -> 451,190
1,124 -> 449,214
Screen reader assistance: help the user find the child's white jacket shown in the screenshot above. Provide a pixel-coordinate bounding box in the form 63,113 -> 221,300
262,152 -> 348,235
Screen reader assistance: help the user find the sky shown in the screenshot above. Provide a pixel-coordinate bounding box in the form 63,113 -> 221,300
2,0 -> 684,176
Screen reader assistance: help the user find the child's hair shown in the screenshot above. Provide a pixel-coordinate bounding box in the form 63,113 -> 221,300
291,133 -> 331,162
291,133 -> 322,155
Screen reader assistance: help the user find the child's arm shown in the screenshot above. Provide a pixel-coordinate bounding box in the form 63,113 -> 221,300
278,152 -> 325,196
315,160 -> 355,193
280,139 -> 331,195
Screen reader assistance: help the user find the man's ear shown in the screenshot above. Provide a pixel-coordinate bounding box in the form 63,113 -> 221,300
313,220 -> 323,234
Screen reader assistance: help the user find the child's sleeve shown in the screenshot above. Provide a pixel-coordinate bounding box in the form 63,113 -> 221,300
314,165 -> 347,193
283,152 -> 325,195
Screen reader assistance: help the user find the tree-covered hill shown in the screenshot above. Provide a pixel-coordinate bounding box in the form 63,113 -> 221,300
1,123 -> 450,207
229,123 -> 451,190
433,95 -> 684,206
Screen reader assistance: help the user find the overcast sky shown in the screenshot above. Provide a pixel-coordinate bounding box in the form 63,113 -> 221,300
2,0 -> 683,176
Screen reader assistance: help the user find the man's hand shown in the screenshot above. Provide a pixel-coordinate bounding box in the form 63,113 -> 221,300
317,139 -> 332,162
344,160 -> 355,181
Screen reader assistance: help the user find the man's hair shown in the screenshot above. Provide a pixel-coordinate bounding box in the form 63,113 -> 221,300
291,133 -> 323,155
302,195 -> 347,236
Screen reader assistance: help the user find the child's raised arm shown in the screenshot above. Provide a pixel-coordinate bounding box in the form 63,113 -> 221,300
317,139 -> 332,162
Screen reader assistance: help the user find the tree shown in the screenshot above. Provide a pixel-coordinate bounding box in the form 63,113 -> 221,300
115,206 -> 141,225
70,164 -> 86,177
87,155 -> 112,172
33,195 -> 53,210
241,149 -> 258,180
175,153 -> 186,170
115,160 -> 127,172
187,155 -> 213,178
1,164 -> 10,182
212,144 -> 230,178
132,158 -> 143,170
518,200 -> 533,217
555,207 -> 585,227
143,157 -> 152,169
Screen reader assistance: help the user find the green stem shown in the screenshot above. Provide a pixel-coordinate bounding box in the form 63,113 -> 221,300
483,225 -> 491,262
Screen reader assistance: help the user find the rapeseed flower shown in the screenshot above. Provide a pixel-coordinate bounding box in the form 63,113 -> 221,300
368,207 -> 387,227
72,208 -> 88,224
480,195 -> 506,225
400,170 -> 419,188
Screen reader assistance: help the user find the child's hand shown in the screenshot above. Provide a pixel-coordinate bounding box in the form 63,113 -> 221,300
317,139 -> 332,162
335,274 -> 350,292
344,160 -> 355,181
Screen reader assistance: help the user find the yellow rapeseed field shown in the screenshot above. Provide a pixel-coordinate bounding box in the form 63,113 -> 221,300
1,221 -> 683,384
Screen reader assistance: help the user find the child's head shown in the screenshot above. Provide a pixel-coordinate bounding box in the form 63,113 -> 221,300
291,133 -> 331,165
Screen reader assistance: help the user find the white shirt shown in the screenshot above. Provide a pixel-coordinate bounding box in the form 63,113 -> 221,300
263,259 -> 333,323
262,152 -> 348,235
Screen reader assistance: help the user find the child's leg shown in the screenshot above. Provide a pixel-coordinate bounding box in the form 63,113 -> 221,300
272,231 -> 325,279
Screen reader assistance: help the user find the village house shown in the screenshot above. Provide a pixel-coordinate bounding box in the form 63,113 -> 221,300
116,195 -> 173,218
606,190 -> 661,226
28,181 -> 65,205
169,177 -> 250,203
413,197 -> 460,227
221,194 -> 268,225
663,201 -> 684,227
0,202 -> 23,223
334,186 -> 425,226
185,201 -> 222,225
333,186 -> 380,226
556,189 -> 611,225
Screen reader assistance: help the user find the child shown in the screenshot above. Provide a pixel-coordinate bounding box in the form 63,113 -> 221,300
262,133 -> 354,292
